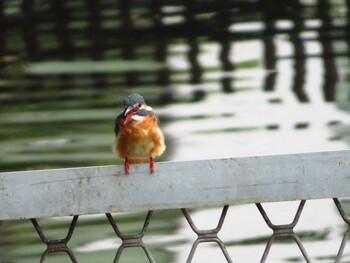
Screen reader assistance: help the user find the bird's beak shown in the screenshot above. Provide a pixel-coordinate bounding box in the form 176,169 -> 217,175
123,106 -> 139,125
124,106 -> 134,117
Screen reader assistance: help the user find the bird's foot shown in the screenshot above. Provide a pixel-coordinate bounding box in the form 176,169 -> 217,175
150,157 -> 155,174
124,158 -> 130,175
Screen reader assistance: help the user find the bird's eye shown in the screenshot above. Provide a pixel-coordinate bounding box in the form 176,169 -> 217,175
138,103 -> 142,108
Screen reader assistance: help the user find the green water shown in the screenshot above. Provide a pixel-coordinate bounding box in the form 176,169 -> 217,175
1,0 -> 350,261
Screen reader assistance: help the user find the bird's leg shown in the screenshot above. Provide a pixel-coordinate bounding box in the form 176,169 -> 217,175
150,157 -> 155,173
124,157 -> 130,175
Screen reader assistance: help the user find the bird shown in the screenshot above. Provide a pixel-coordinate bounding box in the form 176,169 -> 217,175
114,93 -> 166,175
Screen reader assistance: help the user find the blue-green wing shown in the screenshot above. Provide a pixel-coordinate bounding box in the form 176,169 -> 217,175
114,112 -> 124,136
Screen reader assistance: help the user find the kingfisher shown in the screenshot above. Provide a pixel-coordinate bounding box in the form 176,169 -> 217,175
114,94 -> 166,174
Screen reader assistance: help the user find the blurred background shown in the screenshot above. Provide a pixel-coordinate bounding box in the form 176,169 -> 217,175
0,0 -> 350,262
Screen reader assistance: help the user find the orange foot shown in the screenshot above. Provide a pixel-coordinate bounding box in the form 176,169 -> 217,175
124,157 -> 130,175
150,157 -> 155,174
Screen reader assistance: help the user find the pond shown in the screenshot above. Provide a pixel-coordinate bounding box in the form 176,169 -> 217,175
0,0 -> 350,262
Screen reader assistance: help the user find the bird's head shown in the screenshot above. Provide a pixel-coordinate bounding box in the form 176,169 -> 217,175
122,94 -> 152,125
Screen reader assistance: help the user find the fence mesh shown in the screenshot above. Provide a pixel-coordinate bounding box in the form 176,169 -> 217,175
21,198 -> 349,262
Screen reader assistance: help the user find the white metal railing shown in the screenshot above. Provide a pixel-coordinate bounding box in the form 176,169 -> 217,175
0,150 -> 349,262
1,150 -> 349,220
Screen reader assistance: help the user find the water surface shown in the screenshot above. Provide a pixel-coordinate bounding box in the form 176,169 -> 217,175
0,0 -> 350,262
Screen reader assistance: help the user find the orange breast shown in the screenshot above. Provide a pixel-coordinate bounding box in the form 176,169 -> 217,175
115,115 -> 166,161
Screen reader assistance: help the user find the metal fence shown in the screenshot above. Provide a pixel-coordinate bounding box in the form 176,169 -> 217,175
0,150 -> 349,262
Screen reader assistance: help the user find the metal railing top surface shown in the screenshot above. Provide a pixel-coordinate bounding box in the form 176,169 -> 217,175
0,150 -> 349,220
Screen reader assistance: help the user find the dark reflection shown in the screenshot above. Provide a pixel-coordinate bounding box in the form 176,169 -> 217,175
290,1 -> 309,103
184,1 -> 202,84
1,0 -> 348,103
318,0 -> 338,102
225,229 -> 330,246
151,0 -> 171,86
21,0 -> 40,60
0,2 -> 5,58
262,0 -> 277,92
